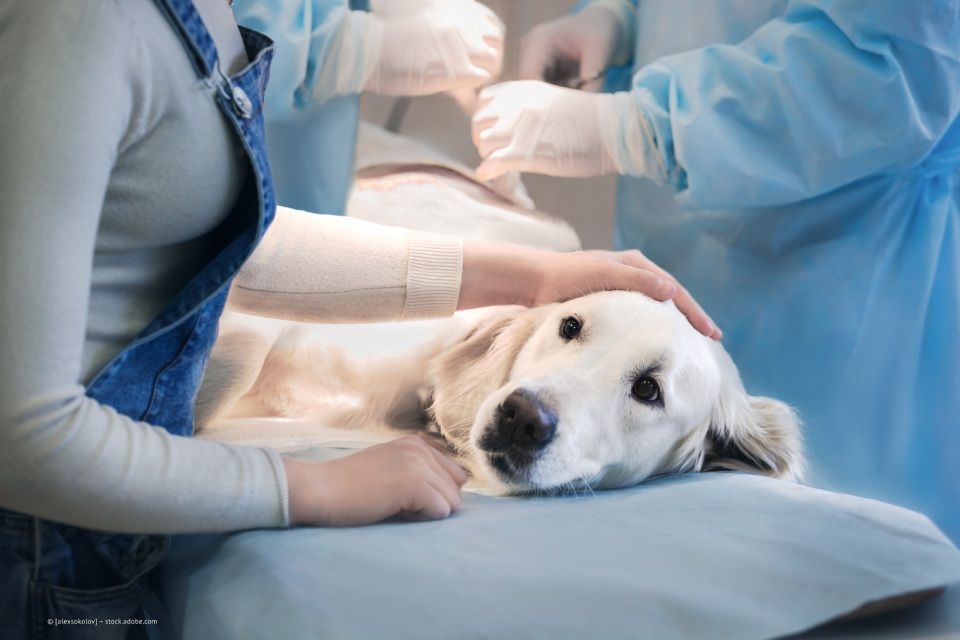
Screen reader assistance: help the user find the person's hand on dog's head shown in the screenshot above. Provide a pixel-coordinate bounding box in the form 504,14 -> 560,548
457,241 -> 721,341
584,249 -> 721,341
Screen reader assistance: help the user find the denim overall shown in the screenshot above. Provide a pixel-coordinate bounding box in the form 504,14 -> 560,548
0,1 -> 276,637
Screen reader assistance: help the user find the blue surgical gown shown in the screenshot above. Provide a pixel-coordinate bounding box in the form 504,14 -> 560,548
612,0 -> 960,541
232,0 -> 369,214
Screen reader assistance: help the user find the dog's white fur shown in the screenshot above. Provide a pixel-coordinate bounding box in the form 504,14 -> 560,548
198,293 -> 803,493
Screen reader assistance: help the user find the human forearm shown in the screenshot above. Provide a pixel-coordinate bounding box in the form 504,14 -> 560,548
234,209 -> 718,335
231,208 -> 463,322
0,393 -> 288,533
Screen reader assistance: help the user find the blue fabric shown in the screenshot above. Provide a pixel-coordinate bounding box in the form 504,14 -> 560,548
0,1 -> 279,637
612,0 -> 960,543
232,0 -> 368,214
154,447 -> 960,640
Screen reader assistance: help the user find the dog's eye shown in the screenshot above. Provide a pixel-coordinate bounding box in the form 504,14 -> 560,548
631,376 -> 661,404
559,316 -> 582,340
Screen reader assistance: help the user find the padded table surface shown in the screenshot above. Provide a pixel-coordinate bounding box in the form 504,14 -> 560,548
155,446 -> 960,640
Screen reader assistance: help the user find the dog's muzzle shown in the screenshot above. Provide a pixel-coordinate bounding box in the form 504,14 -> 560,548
479,389 -> 557,479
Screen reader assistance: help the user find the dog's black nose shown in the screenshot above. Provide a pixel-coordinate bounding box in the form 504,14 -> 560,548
494,390 -> 558,451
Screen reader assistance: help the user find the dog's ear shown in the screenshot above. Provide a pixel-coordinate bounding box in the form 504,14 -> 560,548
703,351 -> 804,481
428,307 -> 542,448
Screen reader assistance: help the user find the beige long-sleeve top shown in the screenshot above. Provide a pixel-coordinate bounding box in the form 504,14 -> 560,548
0,0 -> 461,534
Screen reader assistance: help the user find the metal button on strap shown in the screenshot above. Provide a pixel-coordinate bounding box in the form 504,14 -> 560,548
231,85 -> 252,119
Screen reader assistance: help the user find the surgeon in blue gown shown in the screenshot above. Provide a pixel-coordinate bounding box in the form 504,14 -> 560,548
471,0 -> 960,542
233,0 -> 505,214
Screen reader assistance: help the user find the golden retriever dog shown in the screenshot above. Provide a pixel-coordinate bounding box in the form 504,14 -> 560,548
197,291 -> 803,494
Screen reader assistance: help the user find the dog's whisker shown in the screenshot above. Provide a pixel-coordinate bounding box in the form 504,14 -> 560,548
575,471 -> 599,500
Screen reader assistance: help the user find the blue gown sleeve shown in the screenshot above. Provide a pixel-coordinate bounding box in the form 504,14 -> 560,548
231,0 -> 362,122
630,0 -> 960,208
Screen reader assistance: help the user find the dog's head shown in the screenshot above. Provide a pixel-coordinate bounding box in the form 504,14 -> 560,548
429,291 -> 803,493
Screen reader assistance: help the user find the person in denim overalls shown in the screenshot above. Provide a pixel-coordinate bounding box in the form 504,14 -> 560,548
0,1 -> 277,636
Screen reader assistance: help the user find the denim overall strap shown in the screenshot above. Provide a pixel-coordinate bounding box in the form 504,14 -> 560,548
84,5 -> 276,438
0,2 -> 278,639
149,0 -> 220,78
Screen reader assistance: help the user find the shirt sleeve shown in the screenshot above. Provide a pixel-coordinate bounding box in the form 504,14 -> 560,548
0,0 -> 288,534
622,0 -> 960,209
229,207 -> 464,322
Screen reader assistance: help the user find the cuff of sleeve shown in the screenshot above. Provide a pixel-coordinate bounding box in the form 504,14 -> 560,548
584,0 -> 636,68
262,448 -> 291,528
403,232 -> 463,319
598,91 -> 668,182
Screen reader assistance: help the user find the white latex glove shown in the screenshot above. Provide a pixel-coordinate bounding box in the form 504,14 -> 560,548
472,80 -> 660,181
298,2 -> 504,103
518,1 -> 634,91
363,0 -> 505,96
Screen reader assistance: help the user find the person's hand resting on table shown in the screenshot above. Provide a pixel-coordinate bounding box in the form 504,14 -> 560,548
285,436 -> 468,526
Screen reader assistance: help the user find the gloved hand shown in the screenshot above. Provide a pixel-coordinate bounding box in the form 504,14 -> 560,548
518,1 -> 634,91
472,80 -> 661,181
362,0 -> 505,96
274,1 -> 503,107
